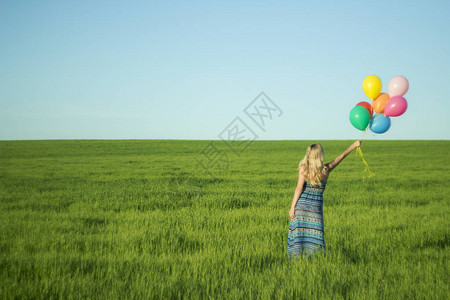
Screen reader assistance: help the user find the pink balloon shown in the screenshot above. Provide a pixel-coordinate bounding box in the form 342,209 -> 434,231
388,75 -> 409,97
384,96 -> 408,117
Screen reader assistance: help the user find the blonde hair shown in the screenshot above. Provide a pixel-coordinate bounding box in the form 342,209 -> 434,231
298,143 -> 328,186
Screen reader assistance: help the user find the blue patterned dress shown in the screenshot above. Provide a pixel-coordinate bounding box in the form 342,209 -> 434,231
287,181 -> 326,258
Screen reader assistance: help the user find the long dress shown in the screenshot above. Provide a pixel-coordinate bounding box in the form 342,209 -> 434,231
287,181 -> 327,258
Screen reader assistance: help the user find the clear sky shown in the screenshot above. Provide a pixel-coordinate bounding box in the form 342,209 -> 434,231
1,0 -> 449,140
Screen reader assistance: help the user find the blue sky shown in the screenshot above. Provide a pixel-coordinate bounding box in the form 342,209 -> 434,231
1,0 -> 449,140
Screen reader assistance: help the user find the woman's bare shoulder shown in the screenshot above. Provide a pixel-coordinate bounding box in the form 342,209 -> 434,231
323,165 -> 331,180
298,165 -> 307,177
324,162 -> 335,173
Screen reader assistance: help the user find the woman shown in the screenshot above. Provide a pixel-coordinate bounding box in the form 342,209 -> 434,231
287,140 -> 362,259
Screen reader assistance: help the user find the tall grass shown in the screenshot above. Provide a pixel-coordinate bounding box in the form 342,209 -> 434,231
0,140 -> 448,299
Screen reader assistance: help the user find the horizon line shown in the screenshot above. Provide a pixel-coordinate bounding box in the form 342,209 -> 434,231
0,138 -> 449,142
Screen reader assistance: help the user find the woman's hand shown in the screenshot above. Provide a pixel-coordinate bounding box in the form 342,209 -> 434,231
289,208 -> 295,220
353,140 -> 362,148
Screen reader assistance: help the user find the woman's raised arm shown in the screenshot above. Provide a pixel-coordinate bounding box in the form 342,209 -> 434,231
325,140 -> 361,172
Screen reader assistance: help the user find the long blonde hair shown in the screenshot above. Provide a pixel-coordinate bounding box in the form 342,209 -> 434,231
298,143 -> 328,186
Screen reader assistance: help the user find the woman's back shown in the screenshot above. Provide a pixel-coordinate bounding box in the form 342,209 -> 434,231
298,181 -> 326,212
302,181 -> 327,194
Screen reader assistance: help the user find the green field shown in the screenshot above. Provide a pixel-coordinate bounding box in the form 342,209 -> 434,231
0,140 -> 448,299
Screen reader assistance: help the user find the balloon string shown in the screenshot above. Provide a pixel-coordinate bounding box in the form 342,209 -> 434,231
356,146 -> 375,181
356,118 -> 377,181
360,127 -> 369,140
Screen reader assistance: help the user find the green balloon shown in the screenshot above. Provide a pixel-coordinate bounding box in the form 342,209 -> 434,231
349,106 -> 370,131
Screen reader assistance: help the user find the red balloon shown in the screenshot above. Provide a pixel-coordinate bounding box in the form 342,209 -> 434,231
356,101 -> 373,118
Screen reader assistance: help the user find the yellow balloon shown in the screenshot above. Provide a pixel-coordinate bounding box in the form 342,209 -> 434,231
362,75 -> 382,99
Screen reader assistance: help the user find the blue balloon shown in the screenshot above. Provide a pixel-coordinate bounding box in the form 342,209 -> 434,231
370,114 -> 391,134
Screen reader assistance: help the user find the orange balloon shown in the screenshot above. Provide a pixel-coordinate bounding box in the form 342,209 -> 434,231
373,93 -> 390,113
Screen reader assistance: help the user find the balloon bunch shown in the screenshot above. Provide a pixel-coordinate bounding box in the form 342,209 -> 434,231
349,75 -> 409,134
